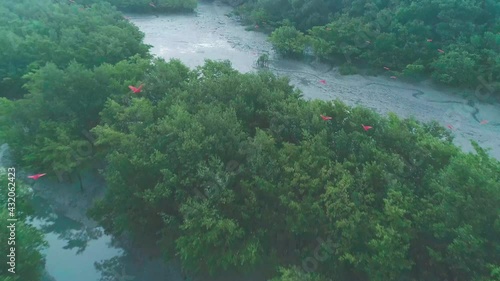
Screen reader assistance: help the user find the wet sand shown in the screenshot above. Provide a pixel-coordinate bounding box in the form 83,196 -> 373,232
127,1 -> 500,160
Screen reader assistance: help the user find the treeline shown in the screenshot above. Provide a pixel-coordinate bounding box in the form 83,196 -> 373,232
89,59 -> 500,281
1,0 -> 500,281
5,52 -> 500,280
71,0 -> 197,12
229,0 -> 500,94
0,0 -> 151,99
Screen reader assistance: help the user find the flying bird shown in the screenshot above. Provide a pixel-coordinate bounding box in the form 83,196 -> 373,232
319,79 -> 326,85
149,2 -> 156,8
427,39 -> 432,42
383,67 -> 390,70
480,120 -> 489,125
438,49 -> 445,53
28,173 -> 46,180
128,84 -> 143,94
365,40 -> 371,44
390,76 -> 397,79
362,125 -> 372,131
325,27 -> 331,31
320,115 -> 332,121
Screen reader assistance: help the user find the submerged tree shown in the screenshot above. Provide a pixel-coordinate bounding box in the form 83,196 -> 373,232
256,53 -> 270,69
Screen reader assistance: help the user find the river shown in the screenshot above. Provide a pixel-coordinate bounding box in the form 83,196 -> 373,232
2,1 -> 500,281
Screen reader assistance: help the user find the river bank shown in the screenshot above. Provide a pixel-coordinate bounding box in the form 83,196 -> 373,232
128,0 -> 500,160
1,140 -> 268,281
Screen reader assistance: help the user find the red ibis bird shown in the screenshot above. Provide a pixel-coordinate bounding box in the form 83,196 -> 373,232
362,125 -> 372,131
320,115 -> 332,121
480,120 -> 488,125
447,124 -> 454,130
319,79 -> 326,85
128,84 -> 143,94
28,173 -> 46,180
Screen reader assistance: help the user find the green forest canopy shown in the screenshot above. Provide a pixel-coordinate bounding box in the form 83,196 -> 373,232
72,0 -> 198,12
0,0 -> 151,99
0,0 -> 499,281
86,58 -> 500,281
231,0 -> 500,92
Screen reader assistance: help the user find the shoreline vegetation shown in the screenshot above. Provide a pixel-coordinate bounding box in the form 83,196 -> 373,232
225,0 -> 500,98
0,1 -> 499,281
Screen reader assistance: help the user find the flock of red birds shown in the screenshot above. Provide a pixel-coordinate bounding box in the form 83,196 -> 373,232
27,7 -> 491,181
315,39 -> 492,131
320,111 -> 488,133
70,0 -> 156,8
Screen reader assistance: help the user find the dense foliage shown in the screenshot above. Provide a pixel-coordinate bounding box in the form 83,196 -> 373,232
0,169 -> 48,281
0,3 -> 151,278
0,0 -> 151,99
75,0 -> 197,12
0,0 -> 153,179
268,25 -> 308,58
230,0 -> 500,92
87,59 -> 500,281
1,57 -> 151,178
1,0 -> 500,281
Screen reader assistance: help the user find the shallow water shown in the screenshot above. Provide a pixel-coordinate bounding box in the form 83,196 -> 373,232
27,169 -> 184,281
126,3 -> 271,73
0,145 -> 129,281
128,1 -> 500,160
29,196 -> 122,281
